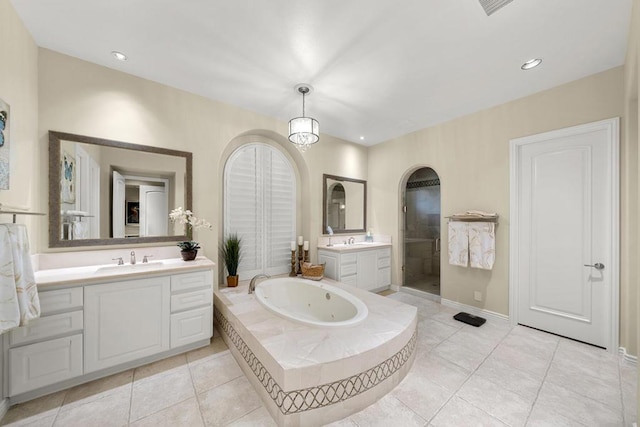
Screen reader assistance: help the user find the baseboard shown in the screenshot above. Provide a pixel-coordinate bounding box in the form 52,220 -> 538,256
400,286 -> 441,303
440,298 -> 509,324
0,398 -> 9,422
618,347 -> 638,364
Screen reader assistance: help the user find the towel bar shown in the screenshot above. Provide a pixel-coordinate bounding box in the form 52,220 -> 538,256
0,210 -> 46,223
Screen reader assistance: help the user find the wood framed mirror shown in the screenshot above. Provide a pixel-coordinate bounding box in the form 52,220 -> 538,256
322,174 -> 366,234
49,131 -> 192,248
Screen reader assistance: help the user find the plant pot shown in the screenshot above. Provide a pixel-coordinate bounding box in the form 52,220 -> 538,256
227,275 -> 239,287
181,249 -> 198,261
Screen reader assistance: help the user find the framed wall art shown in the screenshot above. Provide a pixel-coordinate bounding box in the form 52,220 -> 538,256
61,150 -> 75,203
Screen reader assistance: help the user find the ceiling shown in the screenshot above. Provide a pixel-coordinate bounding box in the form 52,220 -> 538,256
11,0 -> 632,146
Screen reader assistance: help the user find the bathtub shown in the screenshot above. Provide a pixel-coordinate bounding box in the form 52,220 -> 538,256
254,277 -> 368,327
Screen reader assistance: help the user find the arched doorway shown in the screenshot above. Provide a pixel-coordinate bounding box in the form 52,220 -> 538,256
403,167 -> 441,295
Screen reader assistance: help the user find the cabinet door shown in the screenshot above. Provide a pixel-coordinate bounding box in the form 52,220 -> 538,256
10,334 -> 83,395
84,277 -> 170,373
356,251 -> 378,291
171,306 -> 212,348
377,267 -> 391,287
318,251 -> 339,280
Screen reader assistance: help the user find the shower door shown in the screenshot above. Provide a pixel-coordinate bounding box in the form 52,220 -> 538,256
403,168 -> 441,295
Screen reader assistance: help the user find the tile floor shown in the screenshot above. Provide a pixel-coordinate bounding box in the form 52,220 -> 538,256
2,292 -> 637,427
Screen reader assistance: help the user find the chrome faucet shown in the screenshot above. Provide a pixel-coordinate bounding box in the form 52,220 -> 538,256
248,274 -> 270,294
348,237 -> 355,245
130,251 -> 136,265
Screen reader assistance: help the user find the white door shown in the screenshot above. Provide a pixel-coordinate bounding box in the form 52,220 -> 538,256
510,118 -> 619,349
112,171 -> 126,238
139,184 -> 168,237
75,145 -> 100,238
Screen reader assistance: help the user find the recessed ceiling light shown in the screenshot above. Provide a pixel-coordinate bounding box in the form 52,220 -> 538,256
111,51 -> 128,61
359,136 -> 365,140
521,58 -> 542,70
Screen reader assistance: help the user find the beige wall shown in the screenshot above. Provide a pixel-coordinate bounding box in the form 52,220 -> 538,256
368,67 -> 628,344
36,49 -> 367,284
0,0 -> 40,236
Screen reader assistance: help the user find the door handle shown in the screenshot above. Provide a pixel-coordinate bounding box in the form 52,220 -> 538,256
584,263 -> 605,270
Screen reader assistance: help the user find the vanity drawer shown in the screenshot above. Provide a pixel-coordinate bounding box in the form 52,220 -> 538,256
10,310 -> 83,347
340,253 -> 357,265
171,288 -> 213,313
341,264 -> 357,277
377,248 -> 391,259
378,256 -> 391,268
39,287 -> 83,315
9,334 -> 83,395
171,270 -> 212,293
170,306 -> 212,348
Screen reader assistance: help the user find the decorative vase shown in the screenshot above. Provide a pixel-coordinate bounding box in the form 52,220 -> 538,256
181,249 -> 198,261
227,275 -> 239,287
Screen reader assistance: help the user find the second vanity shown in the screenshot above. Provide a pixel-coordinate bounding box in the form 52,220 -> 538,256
318,242 -> 391,292
4,256 -> 215,404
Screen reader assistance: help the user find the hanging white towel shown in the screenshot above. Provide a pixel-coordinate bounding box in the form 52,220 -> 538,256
469,222 -> 496,270
448,222 -> 469,267
72,221 -> 87,240
0,224 -> 40,333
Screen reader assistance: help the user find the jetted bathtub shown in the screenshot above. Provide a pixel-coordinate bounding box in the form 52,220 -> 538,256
254,277 -> 368,327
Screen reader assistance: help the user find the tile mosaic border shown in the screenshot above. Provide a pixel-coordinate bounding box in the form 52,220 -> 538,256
214,308 -> 416,415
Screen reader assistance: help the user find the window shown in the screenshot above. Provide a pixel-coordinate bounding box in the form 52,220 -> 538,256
223,143 -> 296,277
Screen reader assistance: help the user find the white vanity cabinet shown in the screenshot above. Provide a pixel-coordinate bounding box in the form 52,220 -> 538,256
7,287 -> 84,395
6,265 -> 214,402
318,246 -> 391,291
170,271 -> 213,348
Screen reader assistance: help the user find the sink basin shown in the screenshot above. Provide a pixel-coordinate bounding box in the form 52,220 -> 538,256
95,260 -> 166,274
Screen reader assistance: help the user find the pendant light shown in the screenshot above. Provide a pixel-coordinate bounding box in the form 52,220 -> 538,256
288,84 -> 319,152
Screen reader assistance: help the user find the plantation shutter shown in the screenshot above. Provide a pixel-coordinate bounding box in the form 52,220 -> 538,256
224,143 -> 295,278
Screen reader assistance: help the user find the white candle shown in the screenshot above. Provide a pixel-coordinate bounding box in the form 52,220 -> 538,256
298,235 -> 303,246
291,241 -> 296,251
303,241 -> 309,250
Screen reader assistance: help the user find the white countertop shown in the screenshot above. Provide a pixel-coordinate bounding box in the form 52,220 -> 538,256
316,242 -> 391,252
35,257 -> 215,288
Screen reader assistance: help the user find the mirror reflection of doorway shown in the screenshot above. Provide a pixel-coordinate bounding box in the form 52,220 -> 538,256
327,183 -> 346,229
403,167 -> 441,295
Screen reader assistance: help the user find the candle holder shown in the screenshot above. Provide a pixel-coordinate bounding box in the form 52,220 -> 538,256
304,249 -> 309,263
289,250 -> 297,277
297,244 -> 304,275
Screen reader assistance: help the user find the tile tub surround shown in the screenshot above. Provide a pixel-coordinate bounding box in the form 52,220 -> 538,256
214,279 -> 418,426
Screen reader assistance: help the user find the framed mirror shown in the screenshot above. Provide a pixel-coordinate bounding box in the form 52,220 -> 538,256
49,131 -> 192,248
322,174 -> 366,234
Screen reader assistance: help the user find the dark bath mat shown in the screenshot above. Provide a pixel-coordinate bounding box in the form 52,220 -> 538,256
453,312 -> 486,327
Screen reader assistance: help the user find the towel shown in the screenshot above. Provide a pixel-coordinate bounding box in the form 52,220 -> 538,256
448,222 -> 469,267
469,222 -> 496,270
0,224 -> 40,333
72,221 -> 88,240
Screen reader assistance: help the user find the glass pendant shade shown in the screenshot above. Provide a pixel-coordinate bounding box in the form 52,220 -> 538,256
288,84 -> 319,152
288,116 -> 319,151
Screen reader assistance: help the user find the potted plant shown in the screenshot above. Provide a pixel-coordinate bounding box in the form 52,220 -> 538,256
220,233 -> 242,287
169,207 -> 212,261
